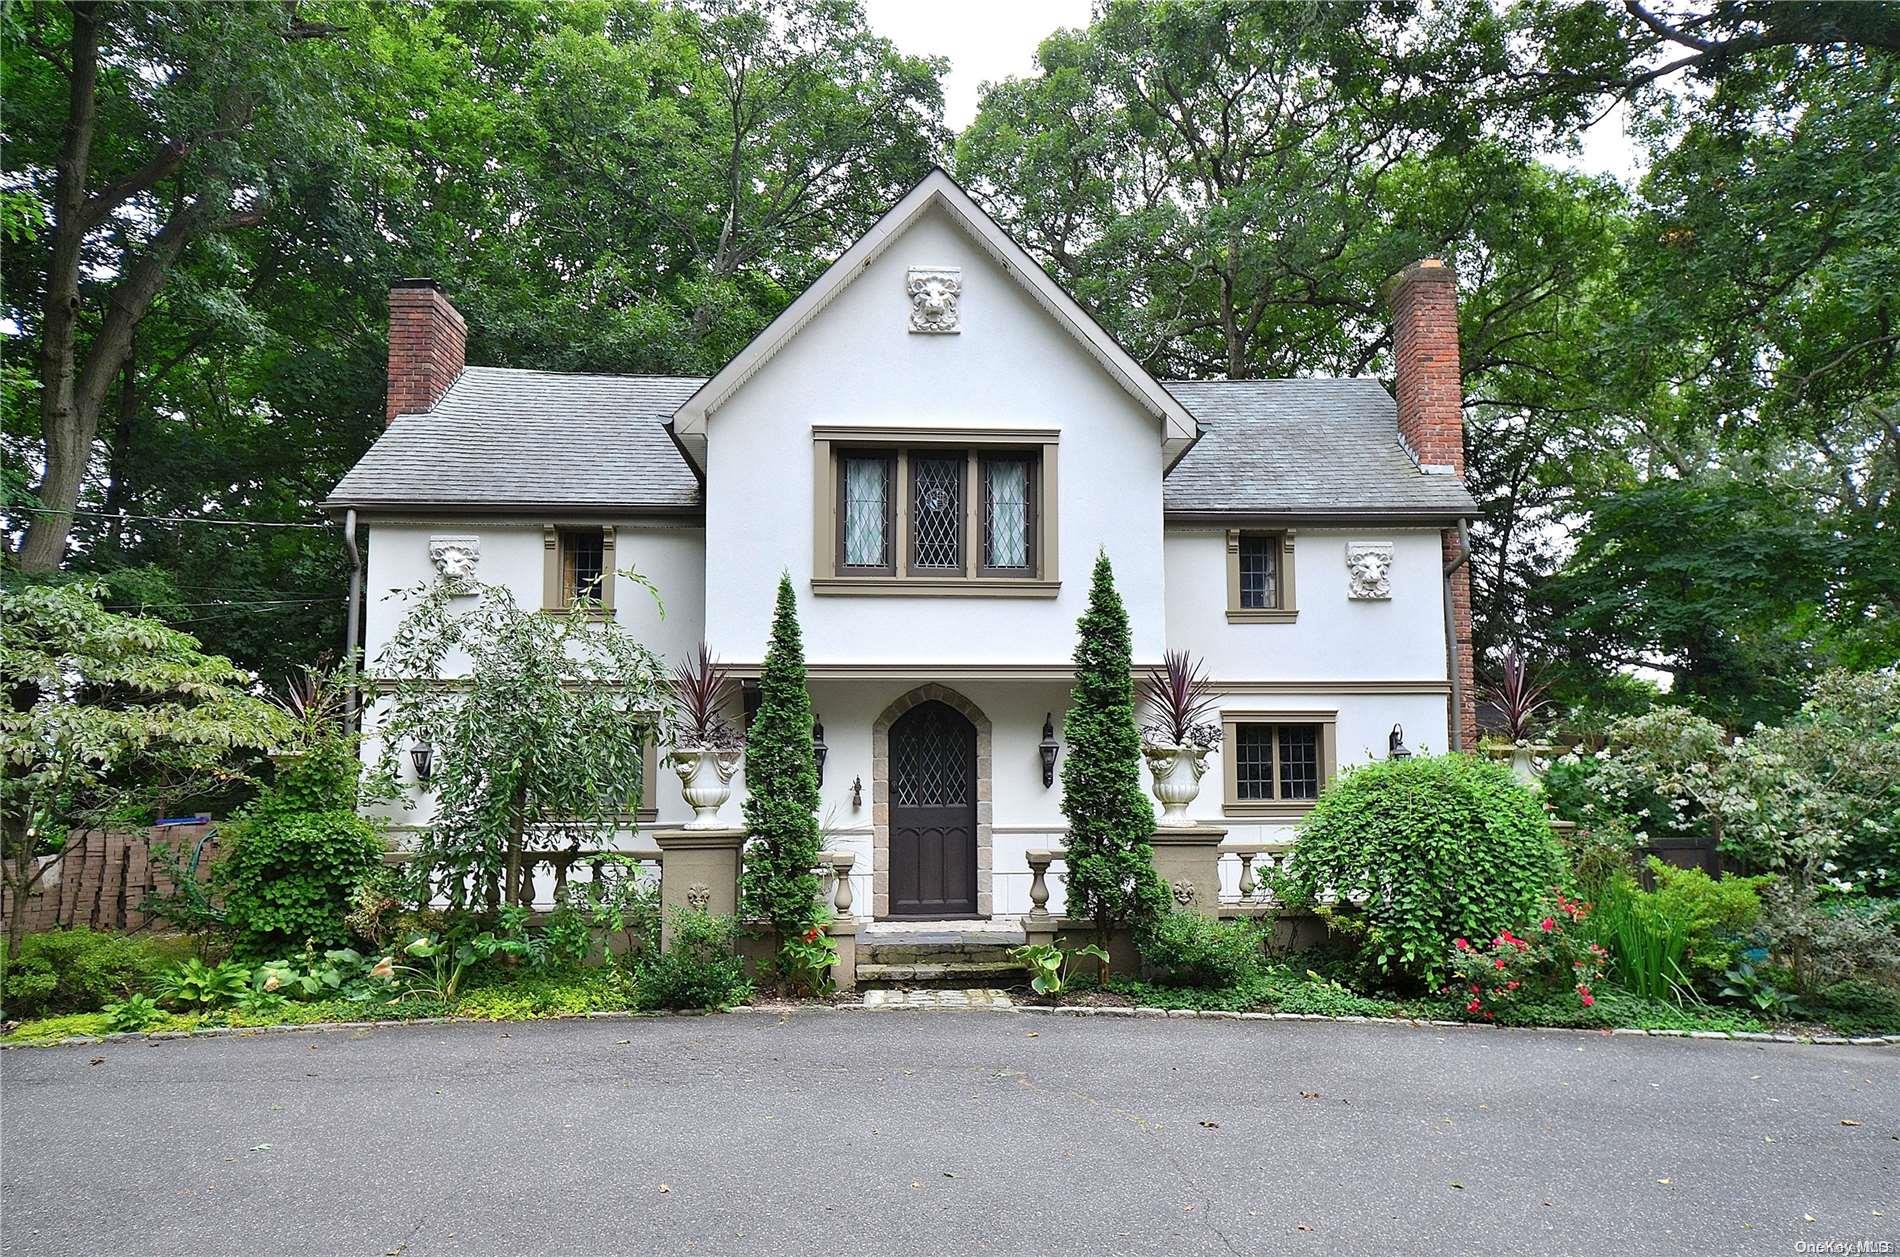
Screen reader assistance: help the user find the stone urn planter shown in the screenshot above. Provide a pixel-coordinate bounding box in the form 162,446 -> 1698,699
1143,739 -> 1213,827
670,746 -> 742,829
1480,739 -> 1553,791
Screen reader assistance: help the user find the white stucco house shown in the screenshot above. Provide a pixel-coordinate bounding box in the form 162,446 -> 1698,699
326,168 -> 1477,923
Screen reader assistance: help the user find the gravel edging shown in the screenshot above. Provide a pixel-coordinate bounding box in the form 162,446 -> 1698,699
6,1000 -> 1897,1050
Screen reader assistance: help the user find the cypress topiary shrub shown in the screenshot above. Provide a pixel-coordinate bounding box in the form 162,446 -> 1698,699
1061,551 -> 1169,945
740,575 -> 825,944
1285,753 -> 1563,989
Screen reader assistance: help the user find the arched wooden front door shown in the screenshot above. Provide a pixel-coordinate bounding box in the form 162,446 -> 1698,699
888,700 -> 978,917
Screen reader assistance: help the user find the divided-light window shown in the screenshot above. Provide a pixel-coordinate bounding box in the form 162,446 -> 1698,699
828,443 -> 1047,587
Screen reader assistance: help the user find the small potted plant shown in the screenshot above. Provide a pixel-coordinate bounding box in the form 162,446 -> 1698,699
668,644 -> 744,829
1139,649 -> 1220,826
1480,647 -> 1554,787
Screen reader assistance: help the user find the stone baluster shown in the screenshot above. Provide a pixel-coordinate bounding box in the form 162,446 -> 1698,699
1025,849 -> 1055,921
1220,842 -> 1271,908
831,853 -> 856,915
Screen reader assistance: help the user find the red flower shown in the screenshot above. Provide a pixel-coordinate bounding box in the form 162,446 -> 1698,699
1466,999 -> 1481,1013
803,927 -> 821,944
1505,980 -> 1519,991
1540,917 -> 1556,933
1580,994 -> 1595,1007
1454,938 -> 1470,952
1494,957 -> 1507,970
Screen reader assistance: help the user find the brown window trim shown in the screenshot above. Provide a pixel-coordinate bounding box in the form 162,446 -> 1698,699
812,427 -> 1059,595
543,524 -> 616,617
1226,528 -> 1297,623
1220,709 -> 1336,818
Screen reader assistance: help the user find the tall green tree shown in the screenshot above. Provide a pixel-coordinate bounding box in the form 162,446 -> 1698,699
3,0 -> 361,571
740,574 -> 824,939
1060,552 -> 1167,944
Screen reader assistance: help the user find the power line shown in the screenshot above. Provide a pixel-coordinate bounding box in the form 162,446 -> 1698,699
7,506 -> 334,530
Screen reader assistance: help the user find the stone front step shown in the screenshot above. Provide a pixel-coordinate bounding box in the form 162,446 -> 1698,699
855,957 -> 1024,988
858,943 -> 1021,964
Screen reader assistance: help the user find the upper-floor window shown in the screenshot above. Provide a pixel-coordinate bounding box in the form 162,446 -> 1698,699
1226,529 -> 1297,623
543,524 -> 615,615
815,428 -> 1058,595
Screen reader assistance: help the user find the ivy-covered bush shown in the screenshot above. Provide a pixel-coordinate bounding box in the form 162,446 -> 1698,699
1286,754 -> 1563,988
219,738 -> 386,957
0,928 -> 184,1019
633,910 -> 753,1011
1137,911 -> 1265,988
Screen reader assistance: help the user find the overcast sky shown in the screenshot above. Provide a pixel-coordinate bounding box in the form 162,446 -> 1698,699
860,0 -> 1644,183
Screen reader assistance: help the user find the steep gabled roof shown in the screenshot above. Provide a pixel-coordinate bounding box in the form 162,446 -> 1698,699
326,367 -> 704,513
668,167 -> 1200,469
1162,378 -> 1476,519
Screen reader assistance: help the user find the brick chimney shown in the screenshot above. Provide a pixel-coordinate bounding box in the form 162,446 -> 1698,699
1384,257 -> 1476,750
1383,257 -> 1463,477
386,279 -> 466,423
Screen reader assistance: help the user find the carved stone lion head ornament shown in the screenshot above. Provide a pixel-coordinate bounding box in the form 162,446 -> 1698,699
906,267 -> 962,333
1345,541 -> 1394,601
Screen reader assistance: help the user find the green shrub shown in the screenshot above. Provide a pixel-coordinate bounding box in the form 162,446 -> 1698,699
1286,754 -> 1563,988
1643,860 -> 1769,983
0,929 -> 182,1019
1136,912 -> 1265,988
1585,877 -> 1694,1001
1808,979 -> 1900,1037
633,910 -> 752,1011
218,736 -> 388,958
1761,885 -> 1900,996
153,958 -> 251,1008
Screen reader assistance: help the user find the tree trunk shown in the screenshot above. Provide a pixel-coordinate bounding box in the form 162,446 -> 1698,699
18,2 -> 104,573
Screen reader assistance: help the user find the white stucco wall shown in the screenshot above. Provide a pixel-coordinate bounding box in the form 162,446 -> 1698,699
701,201 -> 1169,668
1163,526 -> 1451,682
357,518 -> 707,831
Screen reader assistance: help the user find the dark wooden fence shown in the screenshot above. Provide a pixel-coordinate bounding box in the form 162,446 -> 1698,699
2,822 -> 218,936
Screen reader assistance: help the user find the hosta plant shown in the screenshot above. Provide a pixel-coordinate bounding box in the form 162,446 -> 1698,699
153,958 -> 251,1009
1010,940 -> 1112,997
102,994 -> 162,1032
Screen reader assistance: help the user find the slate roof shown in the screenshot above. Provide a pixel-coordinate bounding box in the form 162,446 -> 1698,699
326,367 -> 705,512
326,366 -> 1475,519
1162,377 -> 1477,518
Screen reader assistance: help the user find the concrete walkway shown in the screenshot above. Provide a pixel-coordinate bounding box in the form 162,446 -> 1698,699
2,1011 -> 1894,1256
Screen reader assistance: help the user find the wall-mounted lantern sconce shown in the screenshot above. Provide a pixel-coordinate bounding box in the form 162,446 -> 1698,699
1388,723 -> 1412,760
1039,713 -> 1060,788
851,776 -> 863,809
812,716 -> 827,786
410,741 -> 436,783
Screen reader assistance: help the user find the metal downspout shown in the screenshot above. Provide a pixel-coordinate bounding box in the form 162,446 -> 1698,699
343,508 -> 363,724
1442,518 -> 1473,753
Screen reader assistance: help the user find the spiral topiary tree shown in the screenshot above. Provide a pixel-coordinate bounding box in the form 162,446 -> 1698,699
740,574 -> 824,942
1061,551 -> 1169,951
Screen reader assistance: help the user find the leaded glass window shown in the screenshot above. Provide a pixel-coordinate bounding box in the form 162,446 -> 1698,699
841,454 -> 891,569
1239,535 -> 1278,609
982,455 -> 1032,570
911,453 -> 964,570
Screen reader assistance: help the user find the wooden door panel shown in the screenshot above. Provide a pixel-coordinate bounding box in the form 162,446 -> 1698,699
888,701 -> 978,916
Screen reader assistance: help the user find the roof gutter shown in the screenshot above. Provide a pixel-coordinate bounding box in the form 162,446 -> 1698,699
1442,517 -> 1473,753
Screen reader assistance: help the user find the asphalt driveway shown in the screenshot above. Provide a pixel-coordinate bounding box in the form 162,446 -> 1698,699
2,1010 -> 1894,1256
